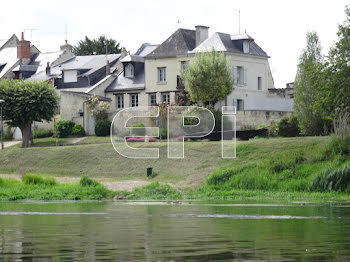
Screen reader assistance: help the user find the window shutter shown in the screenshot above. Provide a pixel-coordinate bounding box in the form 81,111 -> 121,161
233,66 -> 238,85
243,68 -> 247,86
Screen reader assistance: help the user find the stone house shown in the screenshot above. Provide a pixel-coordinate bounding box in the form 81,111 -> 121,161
141,26 -> 293,130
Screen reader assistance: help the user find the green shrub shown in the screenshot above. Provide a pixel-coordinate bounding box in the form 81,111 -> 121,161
278,115 -> 300,137
55,120 -> 75,138
326,135 -> 350,157
72,124 -> 85,137
310,165 -> 350,192
131,182 -> 182,199
3,127 -> 13,141
80,175 -> 100,187
267,121 -> 279,137
22,174 -> 57,186
95,120 -> 111,136
131,123 -> 145,136
33,129 -> 53,139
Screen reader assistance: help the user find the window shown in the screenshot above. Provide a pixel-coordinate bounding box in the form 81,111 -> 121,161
125,63 -> 134,77
162,93 -> 170,104
150,93 -> 157,106
243,40 -> 250,53
180,61 -> 188,71
233,99 -> 244,111
258,77 -> 262,90
116,95 -> 124,109
63,70 -> 77,83
233,66 -> 247,86
131,94 -> 138,107
158,67 -> 166,82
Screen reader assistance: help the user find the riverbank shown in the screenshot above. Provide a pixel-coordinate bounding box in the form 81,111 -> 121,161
0,135 -> 349,201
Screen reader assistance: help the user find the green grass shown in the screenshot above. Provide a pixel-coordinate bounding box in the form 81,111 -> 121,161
0,175 -> 112,201
78,136 -> 110,144
1,136 -> 350,201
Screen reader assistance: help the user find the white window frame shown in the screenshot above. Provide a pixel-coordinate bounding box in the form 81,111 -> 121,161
116,94 -> 124,109
149,93 -> 157,106
63,70 -> 77,83
162,93 -> 170,104
180,61 -> 188,71
125,63 -> 134,78
131,94 -> 139,107
158,67 -> 166,83
233,66 -> 247,86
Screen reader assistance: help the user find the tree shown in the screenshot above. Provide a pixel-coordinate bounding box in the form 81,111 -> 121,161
294,31 -> 326,135
73,35 -> 122,55
0,80 -> 59,147
181,50 -> 234,104
321,5 -> 350,116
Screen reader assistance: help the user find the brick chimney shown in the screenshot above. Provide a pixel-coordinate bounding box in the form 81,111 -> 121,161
17,32 -> 31,60
106,60 -> 110,76
195,25 -> 209,47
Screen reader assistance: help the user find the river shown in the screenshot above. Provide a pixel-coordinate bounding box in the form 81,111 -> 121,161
0,200 -> 350,261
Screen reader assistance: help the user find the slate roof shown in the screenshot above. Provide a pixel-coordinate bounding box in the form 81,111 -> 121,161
105,70 -> 145,92
191,32 -> 269,58
104,43 -> 158,92
135,43 -> 159,57
121,54 -> 144,63
146,29 -> 196,58
30,53 -> 121,81
60,90 -> 111,101
0,47 -> 18,78
59,54 -> 121,76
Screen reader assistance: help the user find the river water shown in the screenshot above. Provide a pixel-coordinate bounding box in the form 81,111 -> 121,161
0,200 -> 350,261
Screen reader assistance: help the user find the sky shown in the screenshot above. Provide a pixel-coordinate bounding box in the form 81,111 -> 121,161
0,0 -> 348,88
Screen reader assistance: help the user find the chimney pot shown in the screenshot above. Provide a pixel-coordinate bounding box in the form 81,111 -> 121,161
121,47 -> 127,57
106,60 -> 111,76
195,25 -> 209,47
21,32 -> 24,40
46,62 -> 51,76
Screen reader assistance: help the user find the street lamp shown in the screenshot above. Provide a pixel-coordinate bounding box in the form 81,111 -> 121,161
0,99 -> 4,150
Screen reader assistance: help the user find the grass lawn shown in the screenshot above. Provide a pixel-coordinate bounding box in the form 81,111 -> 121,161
0,136 -> 333,188
0,135 -> 350,200
78,136 -> 110,144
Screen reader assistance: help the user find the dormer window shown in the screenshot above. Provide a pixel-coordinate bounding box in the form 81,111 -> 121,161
63,70 -> 77,83
125,63 -> 134,77
243,40 -> 250,54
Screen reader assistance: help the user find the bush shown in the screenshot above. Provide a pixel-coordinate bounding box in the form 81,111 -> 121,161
55,120 -> 75,138
131,123 -> 145,136
22,174 -> 57,186
80,175 -> 100,187
33,129 -> 53,139
3,127 -> 13,141
278,115 -> 300,137
267,121 -> 278,137
327,135 -> 350,157
310,165 -> 350,192
72,125 -> 85,137
95,120 -> 111,136
131,182 -> 182,199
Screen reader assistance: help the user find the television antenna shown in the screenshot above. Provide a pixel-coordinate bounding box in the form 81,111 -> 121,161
24,28 -> 39,42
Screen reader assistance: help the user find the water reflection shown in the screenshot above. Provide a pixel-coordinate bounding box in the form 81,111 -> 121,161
0,201 -> 349,261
